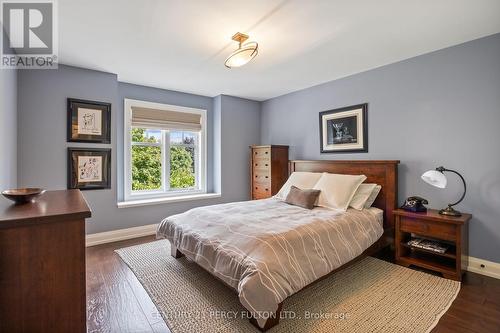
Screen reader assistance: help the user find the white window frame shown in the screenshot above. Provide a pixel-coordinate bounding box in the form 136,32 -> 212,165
123,99 -> 207,202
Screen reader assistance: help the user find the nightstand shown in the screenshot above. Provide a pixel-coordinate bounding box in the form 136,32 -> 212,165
394,208 -> 471,281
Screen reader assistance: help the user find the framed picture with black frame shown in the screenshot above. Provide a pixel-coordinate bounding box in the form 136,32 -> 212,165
67,98 -> 111,143
68,148 -> 111,190
319,103 -> 368,153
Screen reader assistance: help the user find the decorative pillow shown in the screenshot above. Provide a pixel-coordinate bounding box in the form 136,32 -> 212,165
313,173 -> 367,211
364,185 -> 382,209
285,186 -> 321,210
349,183 -> 377,210
275,172 -> 323,201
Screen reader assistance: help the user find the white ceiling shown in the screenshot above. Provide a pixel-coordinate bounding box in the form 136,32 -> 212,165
59,0 -> 500,101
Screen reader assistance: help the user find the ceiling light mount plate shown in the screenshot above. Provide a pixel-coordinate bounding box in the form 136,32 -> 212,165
231,32 -> 249,46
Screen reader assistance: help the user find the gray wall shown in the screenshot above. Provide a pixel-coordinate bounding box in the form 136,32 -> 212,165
261,33 -> 500,262
0,69 -> 17,190
217,95 -> 261,201
15,34 -> 499,261
17,65 -> 261,234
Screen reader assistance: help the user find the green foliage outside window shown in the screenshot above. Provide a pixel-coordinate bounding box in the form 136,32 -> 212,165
170,146 -> 195,188
132,128 -> 161,191
131,128 -> 195,191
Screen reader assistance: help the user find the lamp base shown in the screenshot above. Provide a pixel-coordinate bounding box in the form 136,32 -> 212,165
439,205 -> 462,217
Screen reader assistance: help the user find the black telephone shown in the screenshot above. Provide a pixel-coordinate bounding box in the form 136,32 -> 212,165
401,196 -> 429,213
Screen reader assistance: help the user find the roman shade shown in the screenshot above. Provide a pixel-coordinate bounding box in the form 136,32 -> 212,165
131,106 -> 202,131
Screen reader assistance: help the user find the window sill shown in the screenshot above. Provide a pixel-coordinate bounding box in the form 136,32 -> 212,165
117,192 -> 221,208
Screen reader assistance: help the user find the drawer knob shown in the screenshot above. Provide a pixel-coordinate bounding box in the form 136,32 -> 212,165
265,151 -> 268,154
265,188 -> 268,191
265,164 -> 268,166
265,176 -> 268,178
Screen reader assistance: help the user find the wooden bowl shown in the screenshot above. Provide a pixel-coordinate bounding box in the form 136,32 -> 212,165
1,188 -> 46,204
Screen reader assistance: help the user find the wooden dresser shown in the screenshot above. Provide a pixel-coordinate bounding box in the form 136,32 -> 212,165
0,190 -> 91,333
250,145 -> 289,200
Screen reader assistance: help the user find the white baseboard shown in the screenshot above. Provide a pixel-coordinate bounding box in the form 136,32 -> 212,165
467,256 -> 500,280
86,223 -> 158,247
86,226 -> 500,281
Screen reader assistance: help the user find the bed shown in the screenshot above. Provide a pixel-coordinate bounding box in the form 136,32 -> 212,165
157,160 -> 399,331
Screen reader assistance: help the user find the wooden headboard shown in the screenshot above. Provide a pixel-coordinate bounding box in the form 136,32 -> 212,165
289,160 -> 399,230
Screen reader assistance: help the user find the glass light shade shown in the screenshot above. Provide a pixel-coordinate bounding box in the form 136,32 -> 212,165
421,170 -> 447,188
224,42 -> 258,68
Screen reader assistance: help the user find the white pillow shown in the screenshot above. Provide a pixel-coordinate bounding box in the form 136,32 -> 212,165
349,183 -> 377,210
364,185 -> 382,209
313,173 -> 367,211
274,172 -> 323,201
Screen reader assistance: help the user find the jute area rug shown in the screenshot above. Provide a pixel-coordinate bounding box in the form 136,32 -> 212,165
116,240 -> 460,333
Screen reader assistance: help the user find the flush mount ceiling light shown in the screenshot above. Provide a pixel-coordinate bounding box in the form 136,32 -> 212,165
224,32 -> 258,68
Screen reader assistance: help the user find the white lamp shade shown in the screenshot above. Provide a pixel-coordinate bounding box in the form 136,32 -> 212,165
224,42 -> 258,68
421,170 -> 447,188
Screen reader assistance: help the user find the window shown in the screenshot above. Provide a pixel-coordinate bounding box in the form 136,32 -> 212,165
124,99 -> 206,202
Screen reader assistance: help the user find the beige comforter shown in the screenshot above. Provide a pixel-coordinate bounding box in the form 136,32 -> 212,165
156,198 -> 383,328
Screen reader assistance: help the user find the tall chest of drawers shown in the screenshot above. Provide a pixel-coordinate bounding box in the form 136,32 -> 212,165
250,145 -> 289,200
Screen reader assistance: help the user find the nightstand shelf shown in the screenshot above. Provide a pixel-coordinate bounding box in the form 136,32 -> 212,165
394,208 -> 471,281
401,243 -> 457,259
398,251 -> 456,275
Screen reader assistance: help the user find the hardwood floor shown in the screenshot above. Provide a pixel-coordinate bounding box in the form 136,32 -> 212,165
86,236 -> 170,333
86,236 -> 500,333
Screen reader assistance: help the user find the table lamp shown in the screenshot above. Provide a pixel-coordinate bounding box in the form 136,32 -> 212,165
421,166 -> 466,217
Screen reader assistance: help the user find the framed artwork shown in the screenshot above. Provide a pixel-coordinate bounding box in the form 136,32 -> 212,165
67,98 -> 111,143
68,148 -> 111,190
319,103 -> 368,153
